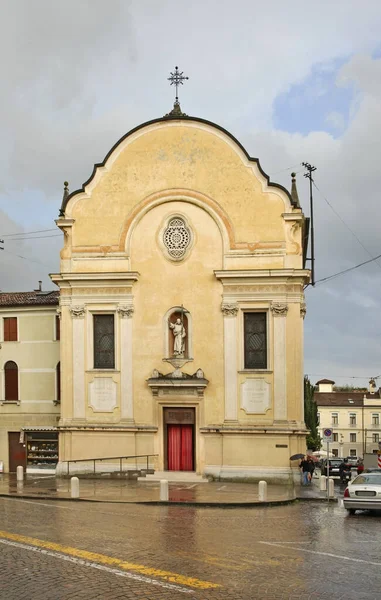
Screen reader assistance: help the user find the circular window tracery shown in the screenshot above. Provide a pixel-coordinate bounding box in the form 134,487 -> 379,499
163,217 -> 192,260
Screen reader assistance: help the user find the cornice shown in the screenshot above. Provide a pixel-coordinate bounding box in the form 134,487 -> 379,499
214,269 -> 310,282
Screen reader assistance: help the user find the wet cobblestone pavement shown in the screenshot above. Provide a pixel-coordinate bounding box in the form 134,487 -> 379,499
1,488 -> 381,599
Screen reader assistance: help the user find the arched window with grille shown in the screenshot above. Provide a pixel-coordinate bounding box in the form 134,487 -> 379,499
4,361 -> 18,401
56,362 -> 61,403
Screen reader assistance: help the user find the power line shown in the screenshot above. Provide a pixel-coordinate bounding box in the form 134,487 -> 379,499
313,182 -> 381,272
315,252 -> 381,285
268,163 -> 301,177
4,234 -> 62,241
1,248 -> 53,268
0,228 -> 57,238
307,374 -> 381,380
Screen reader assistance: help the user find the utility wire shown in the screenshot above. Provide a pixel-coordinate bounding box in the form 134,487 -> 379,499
313,182 -> 381,272
4,234 -> 62,241
0,228 -> 57,238
1,248 -> 53,268
307,374 -> 381,380
268,163 -> 301,177
315,252 -> 381,285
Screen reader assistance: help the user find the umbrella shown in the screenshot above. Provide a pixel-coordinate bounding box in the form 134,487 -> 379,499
290,453 -> 305,460
312,449 -> 334,458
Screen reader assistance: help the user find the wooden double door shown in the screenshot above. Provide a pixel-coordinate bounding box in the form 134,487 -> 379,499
164,408 -> 195,471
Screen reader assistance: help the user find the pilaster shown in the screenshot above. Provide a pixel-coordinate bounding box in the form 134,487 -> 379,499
271,302 -> 288,421
118,304 -> 134,421
221,302 -> 239,422
70,305 -> 85,420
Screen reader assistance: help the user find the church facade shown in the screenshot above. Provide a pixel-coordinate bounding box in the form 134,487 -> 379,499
51,105 -> 310,483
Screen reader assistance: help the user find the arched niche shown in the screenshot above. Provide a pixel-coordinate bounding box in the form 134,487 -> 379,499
164,307 -> 193,359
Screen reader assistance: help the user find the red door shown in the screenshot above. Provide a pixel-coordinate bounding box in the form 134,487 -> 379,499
8,432 -> 26,472
167,425 -> 193,471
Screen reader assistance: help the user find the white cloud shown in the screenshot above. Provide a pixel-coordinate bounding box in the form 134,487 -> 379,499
1,1 -> 381,384
325,111 -> 346,131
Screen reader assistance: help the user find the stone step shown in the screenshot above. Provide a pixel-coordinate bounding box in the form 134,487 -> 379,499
138,470 -> 208,483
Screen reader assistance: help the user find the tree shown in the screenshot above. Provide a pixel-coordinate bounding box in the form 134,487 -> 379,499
333,385 -> 367,392
304,376 -> 321,451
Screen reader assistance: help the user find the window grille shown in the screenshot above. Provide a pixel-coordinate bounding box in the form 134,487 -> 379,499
244,313 -> 267,369
163,217 -> 191,260
93,315 -> 115,369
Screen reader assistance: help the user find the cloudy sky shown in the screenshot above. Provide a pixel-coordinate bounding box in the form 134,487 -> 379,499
1,0 -> 381,387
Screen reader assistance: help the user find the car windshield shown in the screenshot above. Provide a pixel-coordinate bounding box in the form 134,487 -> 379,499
352,474 -> 381,485
330,460 -> 342,465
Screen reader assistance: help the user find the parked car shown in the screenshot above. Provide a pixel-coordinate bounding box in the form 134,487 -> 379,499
343,472 -> 381,514
345,456 -> 358,467
320,458 -> 343,477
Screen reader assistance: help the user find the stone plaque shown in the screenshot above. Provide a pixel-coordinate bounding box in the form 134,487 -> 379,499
241,379 -> 270,414
89,378 -> 117,412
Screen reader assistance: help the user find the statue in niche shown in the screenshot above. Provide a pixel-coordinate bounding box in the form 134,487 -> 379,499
169,318 -> 186,356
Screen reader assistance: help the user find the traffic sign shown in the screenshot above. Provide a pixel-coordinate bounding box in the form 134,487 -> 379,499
322,428 -> 333,443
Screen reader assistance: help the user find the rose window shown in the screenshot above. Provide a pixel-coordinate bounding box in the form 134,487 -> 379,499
163,217 -> 191,260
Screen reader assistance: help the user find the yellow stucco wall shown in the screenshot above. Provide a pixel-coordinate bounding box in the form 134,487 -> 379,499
0,309 -> 60,472
67,123 -> 289,254
52,117 -> 309,481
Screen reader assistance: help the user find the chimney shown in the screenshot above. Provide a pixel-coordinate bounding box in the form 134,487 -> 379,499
34,281 -> 42,292
369,378 -> 376,394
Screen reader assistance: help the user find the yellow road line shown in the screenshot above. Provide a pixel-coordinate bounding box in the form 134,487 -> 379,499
0,530 -> 220,590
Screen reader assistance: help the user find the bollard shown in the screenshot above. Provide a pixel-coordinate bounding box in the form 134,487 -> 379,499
16,466 -> 24,482
71,476 -> 80,499
160,479 -> 169,502
319,475 -> 327,491
258,480 -> 267,502
328,478 -> 334,498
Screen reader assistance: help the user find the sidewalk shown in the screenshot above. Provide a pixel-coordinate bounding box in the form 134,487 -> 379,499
0,474 -> 337,505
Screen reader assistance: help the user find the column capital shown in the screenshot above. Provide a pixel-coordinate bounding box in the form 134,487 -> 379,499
270,302 -> 288,317
117,305 -> 134,318
70,305 -> 85,318
221,302 -> 239,317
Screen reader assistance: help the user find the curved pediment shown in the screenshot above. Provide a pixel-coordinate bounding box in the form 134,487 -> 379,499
58,116 -> 302,259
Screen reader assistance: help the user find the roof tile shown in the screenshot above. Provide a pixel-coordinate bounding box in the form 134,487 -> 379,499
0,291 -> 59,307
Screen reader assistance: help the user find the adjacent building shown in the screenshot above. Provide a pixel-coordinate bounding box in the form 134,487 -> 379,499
315,378 -> 381,458
0,288 -> 60,472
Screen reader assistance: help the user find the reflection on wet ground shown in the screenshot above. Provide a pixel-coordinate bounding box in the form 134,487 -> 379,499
0,473 -> 300,504
1,492 -> 381,599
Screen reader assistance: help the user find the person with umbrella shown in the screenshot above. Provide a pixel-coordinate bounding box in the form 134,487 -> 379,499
299,455 -> 311,486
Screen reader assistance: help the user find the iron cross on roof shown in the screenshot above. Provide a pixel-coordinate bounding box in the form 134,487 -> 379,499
168,66 -> 189,103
